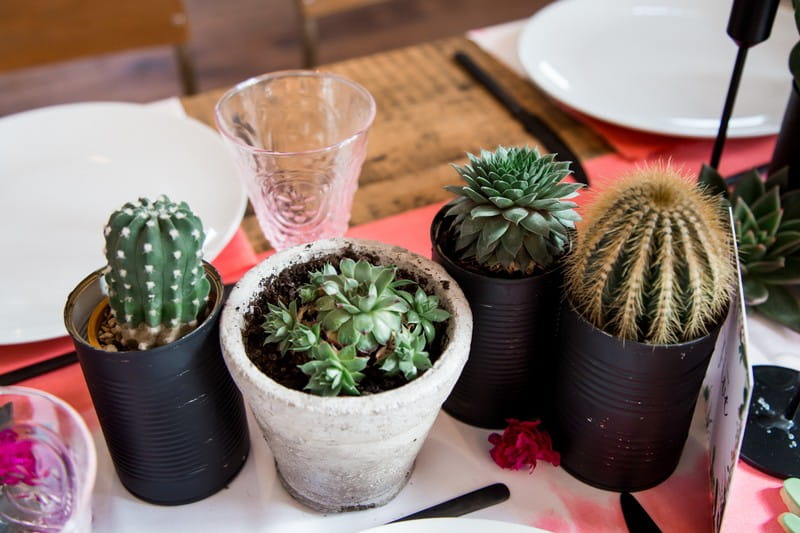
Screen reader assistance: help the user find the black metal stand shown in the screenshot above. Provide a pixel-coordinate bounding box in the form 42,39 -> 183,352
710,0 -> 780,169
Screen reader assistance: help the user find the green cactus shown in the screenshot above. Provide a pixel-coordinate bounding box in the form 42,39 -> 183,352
103,196 -> 210,349
261,257 -> 450,396
443,146 -> 582,274
565,165 -> 735,345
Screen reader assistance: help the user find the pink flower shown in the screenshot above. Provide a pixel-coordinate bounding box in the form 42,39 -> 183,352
488,419 -> 560,473
0,428 -> 39,486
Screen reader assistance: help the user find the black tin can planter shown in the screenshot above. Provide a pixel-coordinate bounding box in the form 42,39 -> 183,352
770,81 -> 799,191
430,207 -> 561,429
552,302 -> 723,492
63,263 -> 250,506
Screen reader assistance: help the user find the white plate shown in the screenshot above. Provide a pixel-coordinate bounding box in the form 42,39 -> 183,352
359,518 -> 550,533
0,102 -> 247,344
518,0 -> 797,138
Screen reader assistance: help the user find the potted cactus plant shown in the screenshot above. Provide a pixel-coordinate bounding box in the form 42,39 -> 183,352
553,165 -> 736,491
219,238 -> 472,512
700,164 -> 800,330
430,145 -> 582,428
63,196 -> 250,505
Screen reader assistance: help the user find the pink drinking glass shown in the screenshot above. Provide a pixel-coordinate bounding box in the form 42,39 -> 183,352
214,71 -> 376,251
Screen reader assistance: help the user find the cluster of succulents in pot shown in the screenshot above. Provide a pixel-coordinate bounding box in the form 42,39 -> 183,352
219,238 -> 471,512
260,256 -> 450,396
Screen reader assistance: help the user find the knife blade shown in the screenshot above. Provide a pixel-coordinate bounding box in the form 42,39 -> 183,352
620,492 -> 661,533
454,51 -> 589,186
389,482 -> 510,523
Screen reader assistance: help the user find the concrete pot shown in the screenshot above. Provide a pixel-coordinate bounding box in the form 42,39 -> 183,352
219,238 -> 472,512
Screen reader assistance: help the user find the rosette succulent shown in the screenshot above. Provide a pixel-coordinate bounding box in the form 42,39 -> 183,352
102,196 -> 210,350
700,164 -> 800,330
566,165 -> 736,344
261,258 -> 450,396
443,146 -> 582,274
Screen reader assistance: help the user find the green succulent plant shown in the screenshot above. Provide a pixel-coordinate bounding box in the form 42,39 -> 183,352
299,343 -> 367,397
565,165 -> 736,345
379,326 -> 431,380
103,195 -> 210,350
443,146 -> 583,274
699,164 -> 800,330
262,257 -> 449,396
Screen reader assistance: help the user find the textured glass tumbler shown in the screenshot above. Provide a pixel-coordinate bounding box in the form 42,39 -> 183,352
215,71 -> 376,250
0,386 -> 97,533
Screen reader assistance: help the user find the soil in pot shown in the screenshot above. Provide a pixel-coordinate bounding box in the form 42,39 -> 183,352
239,245 -> 449,395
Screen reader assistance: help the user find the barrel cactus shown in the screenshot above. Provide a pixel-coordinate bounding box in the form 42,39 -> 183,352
565,165 -> 736,345
102,196 -> 210,350
443,146 -> 582,274
700,164 -> 800,330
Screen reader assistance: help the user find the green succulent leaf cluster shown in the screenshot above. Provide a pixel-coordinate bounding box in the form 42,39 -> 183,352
699,164 -> 800,330
443,146 -> 583,274
379,327 -> 432,380
261,257 -> 450,396
300,343 -> 367,396
262,301 -> 299,355
400,288 -> 450,343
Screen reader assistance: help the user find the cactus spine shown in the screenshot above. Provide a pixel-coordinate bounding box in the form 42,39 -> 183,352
564,165 -> 735,345
103,196 -> 210,349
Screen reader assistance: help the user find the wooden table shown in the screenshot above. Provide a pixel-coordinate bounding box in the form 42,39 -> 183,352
180,36 -> 612,254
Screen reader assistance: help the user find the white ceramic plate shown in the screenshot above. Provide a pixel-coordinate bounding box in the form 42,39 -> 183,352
518,0 -> 797,138
0,102 -> 247,344
359,518 -> 550,533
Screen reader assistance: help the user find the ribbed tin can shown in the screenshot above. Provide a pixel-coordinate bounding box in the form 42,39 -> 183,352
553,302 -> 721,491
431,208 -> 561,429
64,263 -> 250,505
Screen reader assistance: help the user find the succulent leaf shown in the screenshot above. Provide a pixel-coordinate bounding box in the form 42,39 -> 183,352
444,146 -> 582,273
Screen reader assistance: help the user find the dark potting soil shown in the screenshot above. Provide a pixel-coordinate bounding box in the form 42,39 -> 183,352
434,214 -> 548,279
240,245 -> 449,395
